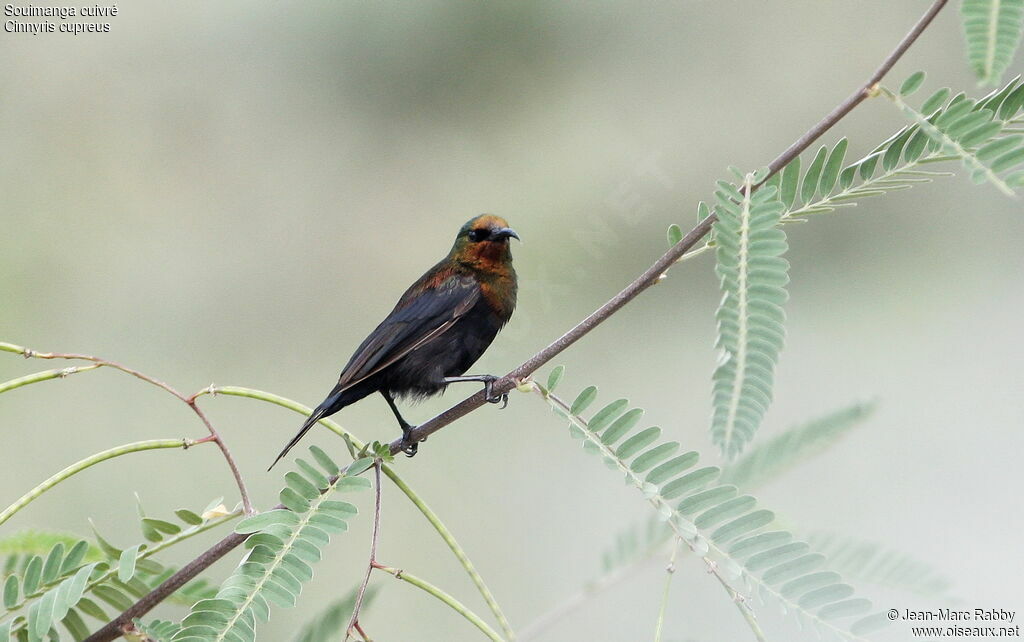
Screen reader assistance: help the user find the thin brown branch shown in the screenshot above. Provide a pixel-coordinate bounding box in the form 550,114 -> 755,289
85,530 -> 250,641
15,346 -> 255,514
346,460 -> 384,640
354,621 -> 373,641
81,3 -> 948,638
390,0 -> 949,456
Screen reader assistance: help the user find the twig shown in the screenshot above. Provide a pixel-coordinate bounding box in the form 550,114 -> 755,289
381,466 -> 516,639
710,570 -> 767,642
0,364 -> 102,394
390,0 -> 950,457
353,621 -> 372,641
72,2 -> 950,637
0,438 -> 202,527
345,460 -> 383,640
4,343 -> 255,515
373,564 -> 504,642
653,538 -> 682,642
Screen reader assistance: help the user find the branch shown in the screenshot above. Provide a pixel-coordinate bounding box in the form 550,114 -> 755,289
345,460 -> 383,640
3,342 -> 255,514
389,0 -> 950,456
72,2 -> 949,637
653,538 -> 681,642
0,364 -> 101,394
0,438 -> 203,527
373,564 -> 504,642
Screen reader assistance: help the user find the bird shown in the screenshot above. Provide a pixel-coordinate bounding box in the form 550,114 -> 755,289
269,214 -> 519,469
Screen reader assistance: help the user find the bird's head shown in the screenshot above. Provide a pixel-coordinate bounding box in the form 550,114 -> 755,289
450,214 -> 519,268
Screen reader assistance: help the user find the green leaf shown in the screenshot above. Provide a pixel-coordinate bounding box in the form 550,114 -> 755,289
546,365 -> 565,392
809,533 -> 955,598
661,467 -> 720,500
174,509 -> 204,526
763,553 -> 827,584
818,598 -> 872,619
92,584 -> 133,611
235,510 -> 300,534
851,612 -> 894,635
4,574 -> 19,609
22,556 -> 43,595
62,608 -> 90,640
818,138 -> 848,195
285,472 -> 321,502
570,386 -> 598,415
141,519 -> 181,536
921,87 -> 952,114
117,546 -> 141,583
40,544 -> 64,586
293,586 -> 376,642
58,541 -> 91,577
799,584 -> 854,609
667,224 -> 683,246
75,597 -> 108,621
345,457 -> 374,477
799,146 -> 828,203
279,488 -> 311,513
295,460 -> 329,490
308,445 -> 339,476
616,427 -> 662,459
885,87 -> 1020,196
962,0 -> 1024,85
899,71 -> 926,96
730,531 -> 792,558
598,406 -> 641,443
722,402 -> 874,488
697,201 -> 711,222
710,509 -> 774,544
779,157 -> 801,209
646,452 -> 698,485
628,441 -> 678,473
712,174 -> 790,458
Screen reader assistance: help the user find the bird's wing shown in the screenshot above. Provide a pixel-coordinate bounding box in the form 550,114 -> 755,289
334,273 -> 481,390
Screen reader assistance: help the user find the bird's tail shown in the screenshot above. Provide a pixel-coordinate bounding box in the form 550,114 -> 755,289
268,402 -> 332,471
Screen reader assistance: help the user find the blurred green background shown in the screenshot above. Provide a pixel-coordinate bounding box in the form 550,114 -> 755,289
2,2 -> 1022,640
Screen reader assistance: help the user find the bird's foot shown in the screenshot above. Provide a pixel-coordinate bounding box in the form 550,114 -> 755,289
399,425 -> 419,457
482,376 -> 509,409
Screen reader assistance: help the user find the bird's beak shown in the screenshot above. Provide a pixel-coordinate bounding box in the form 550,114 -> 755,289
492,227 -> 520,242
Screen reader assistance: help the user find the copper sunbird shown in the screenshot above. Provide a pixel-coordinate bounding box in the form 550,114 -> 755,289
270,214 -> 519,468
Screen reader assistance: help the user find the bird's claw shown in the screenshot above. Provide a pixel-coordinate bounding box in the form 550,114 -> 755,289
488,392 -> 509,409
400,426 -> 419,457
482,377 -> 508,409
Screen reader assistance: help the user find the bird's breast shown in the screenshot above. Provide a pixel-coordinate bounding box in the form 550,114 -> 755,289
478,274 -> 517,325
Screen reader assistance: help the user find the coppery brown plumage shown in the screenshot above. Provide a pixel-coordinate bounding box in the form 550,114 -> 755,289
270,215 -> 518,468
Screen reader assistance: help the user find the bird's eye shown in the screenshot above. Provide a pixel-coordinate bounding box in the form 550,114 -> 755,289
468,229 -> 488,242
